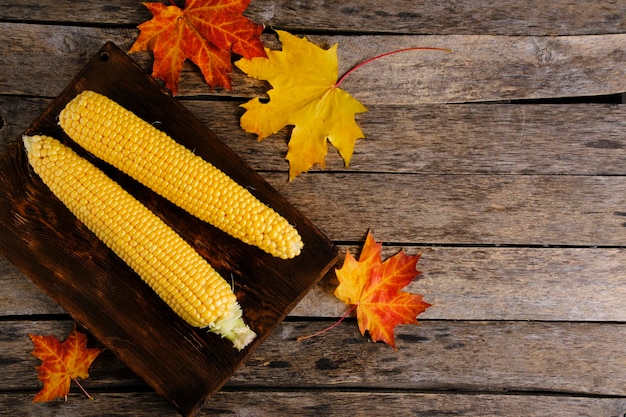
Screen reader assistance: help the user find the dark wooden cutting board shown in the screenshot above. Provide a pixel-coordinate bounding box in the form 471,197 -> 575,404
0,42 -> 340,417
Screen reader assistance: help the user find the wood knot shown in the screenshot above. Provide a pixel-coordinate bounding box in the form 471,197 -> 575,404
315,357 -> 339,370
537,48 -> 552,66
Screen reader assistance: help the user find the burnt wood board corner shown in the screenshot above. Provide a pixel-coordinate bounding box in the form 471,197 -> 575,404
0,42 -> 340,417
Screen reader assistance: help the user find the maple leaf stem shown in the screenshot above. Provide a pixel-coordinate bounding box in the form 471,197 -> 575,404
296,304 -> 358,342
72,378 -> 94,400
335,47 -> 451,87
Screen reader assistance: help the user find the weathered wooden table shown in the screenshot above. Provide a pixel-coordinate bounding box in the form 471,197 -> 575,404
1,1 -> 625,416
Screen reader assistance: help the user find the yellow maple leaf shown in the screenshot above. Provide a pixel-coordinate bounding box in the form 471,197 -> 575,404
235,30 -> 368,181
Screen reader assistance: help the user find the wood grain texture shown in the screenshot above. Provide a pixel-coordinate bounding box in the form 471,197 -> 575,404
3,320 -> 626,396
1,1 -> 625,415
329,33 -> 626,104
0,257 -> 64,316
265,172 -> 626,246
185,100 -> 626,175
234,322 -> 626,396
1,24 -> 624,103
0,23 -> 136,96
4,246 -> 626,322
293,246 -> 626,322
3,97 -> 626,175
2,0 -> 625,36
1,391 -> 624,417
0,0 -> 149,24
247,0 -> 626,36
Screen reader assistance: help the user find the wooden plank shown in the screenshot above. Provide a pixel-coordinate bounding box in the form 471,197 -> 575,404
2,0 -> 625,36
3,98 -> 626,176
329,33 -> 626,104
234,321 -> 626,396
3,320 -> 625,396
204,391 -> 626,417
0,97 -> 50,155
266,172 -> 626,246
0,23 -> 137,96
184,100 -> 626,175
0,321 -> 143,391
293,246 -> 626,322
247,0 -> 626,36
0,43 -> 339,417
1,24 -> 625,102
1,391 -> 625,417
0,0 -> 149,24
0,256 -> 64,316
3,246 -> 626,322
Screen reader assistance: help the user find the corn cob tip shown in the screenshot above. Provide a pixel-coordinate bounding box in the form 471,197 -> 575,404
22,134 -> 36,154
209,301 -> 256,350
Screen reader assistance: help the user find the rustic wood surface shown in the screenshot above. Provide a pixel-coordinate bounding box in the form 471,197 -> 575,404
3,24 -> 625,102
1,0 -> 625,416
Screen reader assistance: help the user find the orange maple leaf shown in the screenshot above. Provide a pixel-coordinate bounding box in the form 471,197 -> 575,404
129,0 -> 266,95
334,231 -> 431,348
235,30 -> 368,181
29,326 -> 104,402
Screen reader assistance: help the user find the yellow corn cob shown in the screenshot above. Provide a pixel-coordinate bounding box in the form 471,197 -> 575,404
58,90 -> 303,259
23,134 -> 256,350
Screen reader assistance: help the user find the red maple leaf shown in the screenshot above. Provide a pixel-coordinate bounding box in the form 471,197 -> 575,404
29,326 -> 104,402
334,230 -> 431,348
129,0 -> 266,95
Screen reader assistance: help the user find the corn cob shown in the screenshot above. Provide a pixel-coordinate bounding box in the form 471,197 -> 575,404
23,134 -> 256,350
58,90 -> 303,259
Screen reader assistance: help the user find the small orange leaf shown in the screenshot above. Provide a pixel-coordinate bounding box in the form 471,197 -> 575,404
29,326 -> 104,402
335,230 -> 431,348
129,0 -> 266,95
